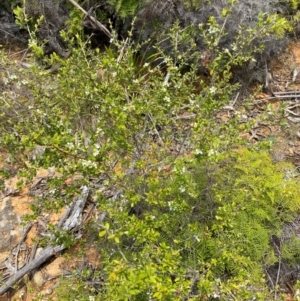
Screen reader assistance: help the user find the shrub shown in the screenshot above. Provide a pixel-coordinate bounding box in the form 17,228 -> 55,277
1,8 -> 300,300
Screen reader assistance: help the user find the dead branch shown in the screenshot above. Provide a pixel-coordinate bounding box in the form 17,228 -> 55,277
0,245 -> 65,295
67,0 -> 111,38
63,185 -> 90,230
259,90 -> 300,101
0,186 -> 91,296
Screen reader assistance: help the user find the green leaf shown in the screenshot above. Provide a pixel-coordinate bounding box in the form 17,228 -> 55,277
99,230 -> 107,237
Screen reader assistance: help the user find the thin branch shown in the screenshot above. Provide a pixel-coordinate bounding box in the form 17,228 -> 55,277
274,242 -> 282,300
147,113 -> 165,146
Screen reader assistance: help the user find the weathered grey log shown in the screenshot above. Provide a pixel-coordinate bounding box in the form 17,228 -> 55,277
63,186 -> 90,230
0,245 -> 65,295
0,186 -> 91,296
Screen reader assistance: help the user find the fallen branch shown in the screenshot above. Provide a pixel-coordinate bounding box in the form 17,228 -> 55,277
258,90 -> 300,101
0,186 -> 91,296
0,245 -> 65,295
67,0 -> 111,38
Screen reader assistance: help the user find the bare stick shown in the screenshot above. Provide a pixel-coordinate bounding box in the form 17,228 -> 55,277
67,0 -> 111,38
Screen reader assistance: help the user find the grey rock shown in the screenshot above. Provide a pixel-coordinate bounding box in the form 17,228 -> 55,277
0,197 -> 20,252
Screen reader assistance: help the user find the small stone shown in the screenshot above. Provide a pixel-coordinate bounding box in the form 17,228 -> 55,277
41,288 -> 53,295
32,271 -> 45,288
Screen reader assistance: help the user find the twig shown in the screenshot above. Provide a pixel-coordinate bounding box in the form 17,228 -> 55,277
14,223 -> 32,271
163,72 -> 170,85
274,91 -> 300,95
274,242 -> 282,300
0,26 -> 26,43
28,244 -> 38,264
231,91 -> 240,107
264,268 -> 275,288
173,114 -> 197,120
117,38 -> 129,63
285,109 -> 300,117
147,113 -> 164,146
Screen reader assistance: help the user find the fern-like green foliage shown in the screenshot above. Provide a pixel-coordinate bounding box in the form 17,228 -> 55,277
288,0 -> 300,10
108,0 -> 142,18
281,235 -> 300,266
266,14 -> 293,37
183,0 -> 212,10
212,149 -> 300,264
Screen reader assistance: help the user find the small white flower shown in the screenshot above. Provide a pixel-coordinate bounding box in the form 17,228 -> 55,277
93,149 -> 99,157
194,149 -> 203,155
168,201 -> 177,211
9,74 -> 18,80
179,185 -> 186,193
164,96 -> 171,103
210,86 -> 217,93
81,159 -> 97,168
66,142 -> 74,150
208,149 -> 215,156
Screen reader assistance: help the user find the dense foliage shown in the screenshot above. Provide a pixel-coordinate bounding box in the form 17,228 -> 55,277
1,0 -> 300,300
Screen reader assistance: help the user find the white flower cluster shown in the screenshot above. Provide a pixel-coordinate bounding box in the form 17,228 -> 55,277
81,159 -> 97,169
